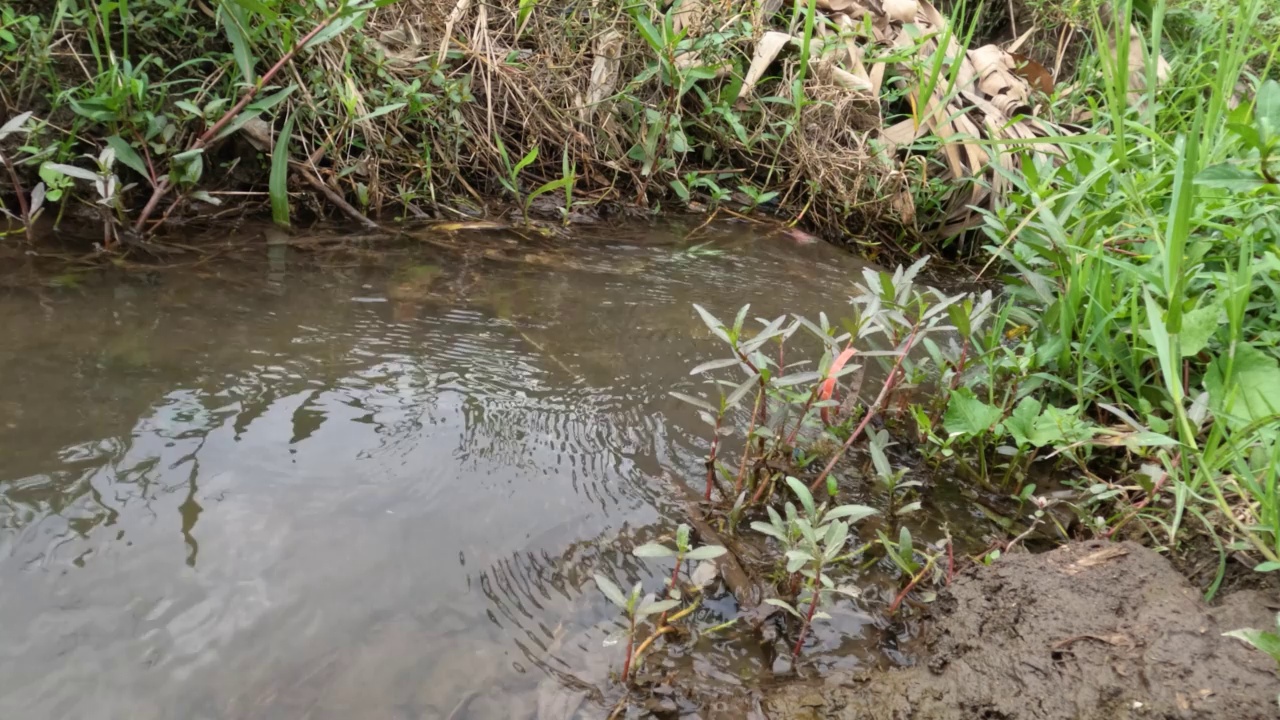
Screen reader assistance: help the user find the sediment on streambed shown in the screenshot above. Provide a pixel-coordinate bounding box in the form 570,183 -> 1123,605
760,540 -> 1280,720
1,0 -> 1160,246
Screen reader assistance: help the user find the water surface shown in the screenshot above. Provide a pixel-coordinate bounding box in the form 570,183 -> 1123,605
0,221 -> 906,719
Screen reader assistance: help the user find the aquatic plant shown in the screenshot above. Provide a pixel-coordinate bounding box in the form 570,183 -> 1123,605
592,574 -> 679,683
633,522 -> 727,601
752,477 -> 875,661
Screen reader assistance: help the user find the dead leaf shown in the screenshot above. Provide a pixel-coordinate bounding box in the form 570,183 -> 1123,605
738,32 -> 793,102
883,0 -> 919,24
1064,546 -> 1129,574
1010,52 -> 1054,95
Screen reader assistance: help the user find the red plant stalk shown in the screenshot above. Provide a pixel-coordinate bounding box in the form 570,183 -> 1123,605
809,325 -> 921,492
655,554 -> 683,629
793,580 -> 821,659
132,8 -> 343,233
734,389 -> 763,496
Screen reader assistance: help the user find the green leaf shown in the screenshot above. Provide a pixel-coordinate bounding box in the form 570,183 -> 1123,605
689,358 -> 740,375
1179,300 -> 1220,357
637,598 -> 680,618
693,304 -> 731,344
824,521 -> 849,559
751,521 -> 788,541
676,524 -> 691,551
104,135 -> 148,179
1256,79 -> 1280,141
764,597 -> 802,618
898,526 -> 914,563
869,437 -> 893,479
524,177 -> 572,212
785,476 -> 816,520
1223,628 -> 1280,663
684,545 -> 727,561
593,573 -> 628,609
633,542 -> 677,558
0,111 -> 32,140
304,13 -> 360,50
943,387 -> 1003,438
226,0 -> 278,20
270,112 -> 294,227
670,391 -> 716,413
1004,396 -> 1043,448
785,550 -> 814,573
1254,561 -> 1280,573
1195,164 -> 1266,192
42,162 -> 98,181
355,102 -> 407,122
628,6 -> 664,54
517,0 -> 537,31
1206,343 -> 1280,428
824,504 -> 877,523
175,100 -> 204,117
513,146 -> 539,175
218,4 -> 256,86
215,85 -> 298,140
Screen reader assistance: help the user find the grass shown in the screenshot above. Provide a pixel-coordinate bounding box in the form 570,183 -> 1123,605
0,0 -> 907,241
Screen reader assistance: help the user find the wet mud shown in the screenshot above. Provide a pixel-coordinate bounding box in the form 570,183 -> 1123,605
764,540 -> 1280,720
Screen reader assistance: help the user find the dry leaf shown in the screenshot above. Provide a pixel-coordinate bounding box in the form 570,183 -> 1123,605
883,0 -> 919,24
738,32 -> 793,102
583,30 -> 624,120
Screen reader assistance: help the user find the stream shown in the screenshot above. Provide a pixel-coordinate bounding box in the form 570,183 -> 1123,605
0,221 -> 938,719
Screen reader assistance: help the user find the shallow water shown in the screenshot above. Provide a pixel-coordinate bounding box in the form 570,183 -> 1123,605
0,221 -> 939,719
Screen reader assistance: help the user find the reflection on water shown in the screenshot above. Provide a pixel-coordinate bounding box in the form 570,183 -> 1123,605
0,222 -> 897,718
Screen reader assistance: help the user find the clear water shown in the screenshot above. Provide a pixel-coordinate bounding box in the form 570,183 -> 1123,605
0,221 -> 923,719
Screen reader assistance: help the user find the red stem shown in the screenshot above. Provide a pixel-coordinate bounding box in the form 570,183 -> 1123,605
132,8 -> 342,233
621,614 -> 636,681
734,389 -> 762,496
793,580 -> 820,659
809,325 -> 921,492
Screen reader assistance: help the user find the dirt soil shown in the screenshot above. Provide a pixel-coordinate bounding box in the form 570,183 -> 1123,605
764,540 -> 1280,720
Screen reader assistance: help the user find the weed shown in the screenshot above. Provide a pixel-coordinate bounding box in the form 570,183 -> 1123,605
753,477 -> 875,661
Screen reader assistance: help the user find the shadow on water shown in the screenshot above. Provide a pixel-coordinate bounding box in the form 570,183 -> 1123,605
0,220 -> 966,718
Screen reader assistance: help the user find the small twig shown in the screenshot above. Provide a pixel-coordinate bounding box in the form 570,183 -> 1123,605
290,161 -> 381,229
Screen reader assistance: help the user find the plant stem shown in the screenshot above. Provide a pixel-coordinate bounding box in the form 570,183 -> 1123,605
705,414 -> 723,501
888,555 -> 936,614
132,7 -> 343,234
810,324 -> 920,492
621,613 -> 636,682
793,574 -> 821,660
735,388 -> 764,496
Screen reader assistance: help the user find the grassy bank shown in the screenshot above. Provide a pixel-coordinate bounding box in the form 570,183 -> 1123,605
665,0 -> 1280,612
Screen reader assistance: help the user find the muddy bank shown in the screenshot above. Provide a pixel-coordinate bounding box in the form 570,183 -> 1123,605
764,541 -> 1279,720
